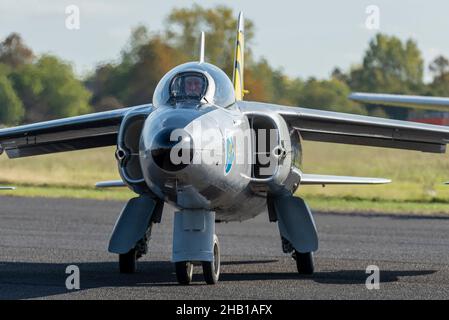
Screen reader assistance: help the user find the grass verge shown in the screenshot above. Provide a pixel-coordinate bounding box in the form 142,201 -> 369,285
1,184 -> 449,216
303,195 -> 449,216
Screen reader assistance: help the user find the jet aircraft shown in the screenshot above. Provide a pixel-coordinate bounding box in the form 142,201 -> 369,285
1,13 -> 449,285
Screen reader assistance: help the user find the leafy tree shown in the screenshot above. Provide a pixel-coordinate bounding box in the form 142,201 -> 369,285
0,66 -> 24,125
86,26 -> 151,109
164,4 -> 255,75
122,35 -> 187,105
10,55 -> 92,122
0,33 -> 34,68
86,26 -> 186,109
349,34 -> 424,94
427,55 -> 449,97
245,58 -> 277,102
331,67 -> 350,85
346,34 -> 425,119
297,78 -> 367,115
429,55 -> 449,77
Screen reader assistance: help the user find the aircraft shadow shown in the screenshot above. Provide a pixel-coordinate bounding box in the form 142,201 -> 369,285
219,269 -> 436,285
0,260 -> 436,299
315,211 -> 449,221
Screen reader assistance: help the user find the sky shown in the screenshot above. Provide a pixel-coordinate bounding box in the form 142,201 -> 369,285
0,0 -> 448,82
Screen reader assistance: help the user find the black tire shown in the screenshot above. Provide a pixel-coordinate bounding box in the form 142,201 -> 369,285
202,235 -> 220,284
175,261 -> 194,285
294,251 -> 314,275
119,249 -> 137,274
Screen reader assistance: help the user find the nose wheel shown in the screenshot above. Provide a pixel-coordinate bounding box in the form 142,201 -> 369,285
202,235 -> 220,284
174,235 -> 221,285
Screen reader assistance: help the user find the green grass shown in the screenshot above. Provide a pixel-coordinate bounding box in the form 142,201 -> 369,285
1,142 -> 449,214
0,185 -> 134,201
303,195 -> 449,215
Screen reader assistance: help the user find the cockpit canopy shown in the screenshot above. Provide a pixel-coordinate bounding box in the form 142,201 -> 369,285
169,72 -> 208,103
152,62 -> 236,108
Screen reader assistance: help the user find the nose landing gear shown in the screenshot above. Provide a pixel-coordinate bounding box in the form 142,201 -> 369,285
172,210 -> 220,285
175,235 -> 220,285
174,235 -> 220,285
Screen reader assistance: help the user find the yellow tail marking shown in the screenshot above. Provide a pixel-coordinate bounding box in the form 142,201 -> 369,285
233,26 -> 245,100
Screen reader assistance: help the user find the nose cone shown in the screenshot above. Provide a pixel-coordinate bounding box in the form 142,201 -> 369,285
150,128 -> 193,172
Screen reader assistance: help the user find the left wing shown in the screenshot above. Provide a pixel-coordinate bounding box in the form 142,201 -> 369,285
238,101 -> 449,153
0,104 -> 151,158
349,92 -> 449,112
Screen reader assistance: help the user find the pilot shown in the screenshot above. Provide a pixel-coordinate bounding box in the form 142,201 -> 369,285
184,76 -> 204,98
170,73 -> 206,102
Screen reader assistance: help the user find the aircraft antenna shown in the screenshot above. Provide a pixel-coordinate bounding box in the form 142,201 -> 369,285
199,32 -> 205,63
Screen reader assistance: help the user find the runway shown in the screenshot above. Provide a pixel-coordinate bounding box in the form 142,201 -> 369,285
1,196 -> 449,300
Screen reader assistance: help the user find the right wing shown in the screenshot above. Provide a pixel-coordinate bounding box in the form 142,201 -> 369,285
0,104 -> 152,158
300,174 -> 390,185
349,92 -> 449,112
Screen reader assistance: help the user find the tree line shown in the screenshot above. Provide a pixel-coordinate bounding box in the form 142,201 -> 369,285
1,4 -> 449,125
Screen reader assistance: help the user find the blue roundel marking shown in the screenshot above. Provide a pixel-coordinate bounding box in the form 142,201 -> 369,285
224,136 -> 235,175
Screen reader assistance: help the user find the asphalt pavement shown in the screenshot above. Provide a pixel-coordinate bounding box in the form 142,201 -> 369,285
1,196 -> 448,299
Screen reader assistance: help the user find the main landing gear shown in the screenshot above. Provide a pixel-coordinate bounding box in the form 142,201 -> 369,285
282,236 -> 315,275
268,194 -> 319,276
108,195 -> 162,275
175,235 -> 221,285
119,224 -> 153,274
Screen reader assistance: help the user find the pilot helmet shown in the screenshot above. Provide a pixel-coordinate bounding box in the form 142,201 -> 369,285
169,72 -> 208,103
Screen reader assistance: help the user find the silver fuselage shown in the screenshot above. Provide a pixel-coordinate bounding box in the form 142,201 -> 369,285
139,103 -> 267,221
118,62 -> 301,222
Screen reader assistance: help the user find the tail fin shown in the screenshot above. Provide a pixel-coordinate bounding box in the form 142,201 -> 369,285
233,12 -> 247,100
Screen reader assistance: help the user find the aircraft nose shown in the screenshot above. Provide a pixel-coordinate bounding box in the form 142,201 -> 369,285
151,127 -> 194,172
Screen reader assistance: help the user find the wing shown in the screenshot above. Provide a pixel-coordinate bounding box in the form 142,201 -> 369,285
349,92 -> 449,112
300,174 -> 390,185
0,186 -> 15,190
0,104 -> 152,158
238,101 -> 449,153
